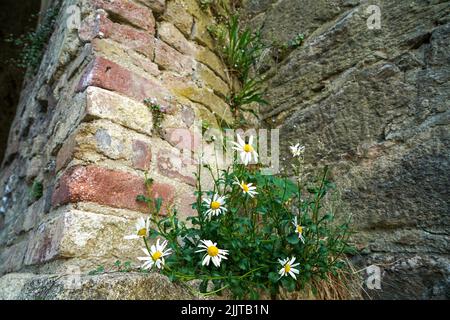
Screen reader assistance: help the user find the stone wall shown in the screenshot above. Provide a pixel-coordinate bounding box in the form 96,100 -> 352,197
1,0 -> 448,300
0,0 -> 41,162
0,0 -> 230,288
241,0 -> 449,299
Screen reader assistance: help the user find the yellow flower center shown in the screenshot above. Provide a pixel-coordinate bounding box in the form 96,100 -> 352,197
243,144 -> 253,153
241,183 -> 249,192
284,264 -> 291,273
137,228 -> 147,236
210,201 -> 221,210
207,245 -> 219,257
152,251 -> 162,261
297,225 -> 303,234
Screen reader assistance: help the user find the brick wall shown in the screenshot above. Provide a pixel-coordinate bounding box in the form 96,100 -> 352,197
0,0 -> 232,275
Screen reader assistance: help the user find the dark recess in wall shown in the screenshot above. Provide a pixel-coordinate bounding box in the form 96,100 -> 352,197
0,0 -> 41,162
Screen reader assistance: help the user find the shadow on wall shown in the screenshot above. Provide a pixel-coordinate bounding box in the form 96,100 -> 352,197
0,0 -> 41,162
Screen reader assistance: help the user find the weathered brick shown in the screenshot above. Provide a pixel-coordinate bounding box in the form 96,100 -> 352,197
56,133 -> 77,173
181,105 -> 196,127
163,128 -> 201,153
135,0 -> 166,14
191,18 -> 215,50
52,165 -> 175,213
80,13 -> 155,58
132,140 -> 152,170
157,22 -> 196,56
195,63 -> 230,98
178,191 -> 197,218
85,86 -> 153,136
166,76 -> 233,123
162,0 -> 193,37
154,39 -> 195,75
0,241 -> 28,274
92,39 -> 160,77
24,215 -> 65,266
196,47 -> 228,82
156,148 -> 197,186
24,209 -> 142,268
92,0 -> 155,33
56,120 -> 153,173
77,57 -> 173,108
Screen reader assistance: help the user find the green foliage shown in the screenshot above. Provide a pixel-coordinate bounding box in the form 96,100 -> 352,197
210,15 -> 267,123
114,260 -> 133,272
285,33 -> 304,50
88,265 -> 105,275
130,148 -> 355,299
231,78 -> 267,113
5,3 -> 61,73
220,15 -> 263,82
144,98 -> 165,135
272,33 -> 305,62
88,260 -> 133,275
30,180 -> 43,201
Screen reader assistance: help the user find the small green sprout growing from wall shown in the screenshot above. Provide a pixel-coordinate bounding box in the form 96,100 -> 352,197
5,2 -> 61,74
144,98 -> 166,135
30,180 -> 43,201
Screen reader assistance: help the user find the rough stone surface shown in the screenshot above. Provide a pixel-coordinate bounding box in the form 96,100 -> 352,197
0,0 -> 230,300
243,0 -> 450,299
0,272 -> 197,300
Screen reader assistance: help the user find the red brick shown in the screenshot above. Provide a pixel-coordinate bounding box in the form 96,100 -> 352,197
132,140 -> 152,170
52,165 -> 175,213
92,0 -> 155,33
77,57 -> 172,107
163,128 -> 201,153
156,148 -> 197,186
80,13 -> 155,58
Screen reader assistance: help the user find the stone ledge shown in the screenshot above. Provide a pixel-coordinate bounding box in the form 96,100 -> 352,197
0,272 -> 199,300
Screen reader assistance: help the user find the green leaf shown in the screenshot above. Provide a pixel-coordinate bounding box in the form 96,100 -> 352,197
286,233 -> 300,245
268,272 -> 279,283
155,197 -> 163,213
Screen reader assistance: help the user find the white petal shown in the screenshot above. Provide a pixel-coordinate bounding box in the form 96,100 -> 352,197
237,134 -> 245,146
203,255 -> 211,266
137,256 -> 151,261
253,151 -> 258,162
240,152 -> 246,164
212,256 -> 220,267
124,235 -> 139,240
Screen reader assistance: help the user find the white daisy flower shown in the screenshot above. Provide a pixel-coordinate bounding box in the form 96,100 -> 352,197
203,194 -> 227,218
278,257 -> 300,280
292,216 -> 305,244
289,143 -> 305,158
138,238 -> 172,270
196,240 -> 229,267
234,177 -> 258,198
232,134 -> 258,165
124,217 -> 150,240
